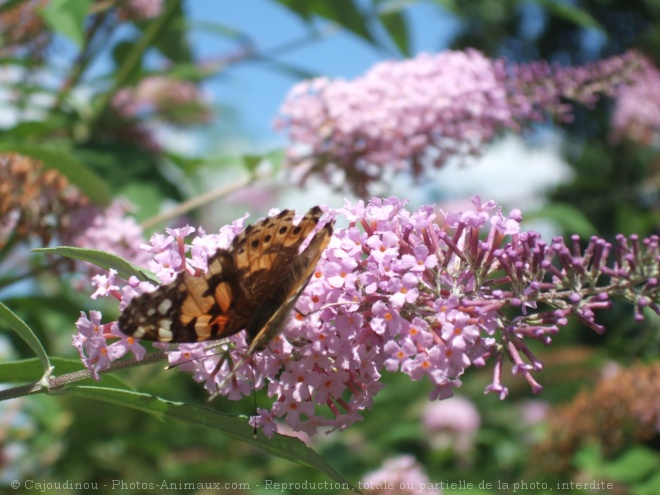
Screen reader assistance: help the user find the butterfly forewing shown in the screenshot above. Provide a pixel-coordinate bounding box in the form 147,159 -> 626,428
236,206 -> 325,302
245,219 -> 333,353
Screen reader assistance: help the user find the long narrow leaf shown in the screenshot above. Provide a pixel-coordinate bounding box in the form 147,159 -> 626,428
68,386 -> 359,492
33,246 -> 159,284
277,0 -> 376,45
40,0 -> 92,47
0,302 -> 51,373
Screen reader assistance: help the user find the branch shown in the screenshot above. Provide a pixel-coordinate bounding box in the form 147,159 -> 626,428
0,351 -> 169,402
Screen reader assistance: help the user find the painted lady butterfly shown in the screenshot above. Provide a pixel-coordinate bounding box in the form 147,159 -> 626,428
118,206 -> 333,358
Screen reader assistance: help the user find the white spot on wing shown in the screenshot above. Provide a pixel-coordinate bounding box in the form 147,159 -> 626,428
158,299 -> 173,315
158,327 -> 173,341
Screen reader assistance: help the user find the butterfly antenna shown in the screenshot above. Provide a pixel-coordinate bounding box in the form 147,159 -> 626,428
251,363 -> 258,438
164,339 -> 232,370
294,300 -> 352,320
207,352 -> 250,401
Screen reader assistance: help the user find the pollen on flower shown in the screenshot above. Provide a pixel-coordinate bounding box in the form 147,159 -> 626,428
410,327 -> 418,336
385,312 -> 393,321
401,287 -> 408,294
127,337 -> 135,344
454,327 -> 463,335
311,295 -> 320,303
314,271 -> 322,278
296,313 -> 304,320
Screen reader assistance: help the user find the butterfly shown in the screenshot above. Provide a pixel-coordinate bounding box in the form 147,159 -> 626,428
118,206 -> 334,362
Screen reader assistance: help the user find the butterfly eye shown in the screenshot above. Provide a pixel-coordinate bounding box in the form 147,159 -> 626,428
264,234 -> 272,243
278,226 -> 288,235
250,239 -> 260,248
292,226 -> 303,236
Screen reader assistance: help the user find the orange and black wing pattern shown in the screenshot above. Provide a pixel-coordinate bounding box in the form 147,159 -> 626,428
118,250 -> 248,343
118,206 -> 333,348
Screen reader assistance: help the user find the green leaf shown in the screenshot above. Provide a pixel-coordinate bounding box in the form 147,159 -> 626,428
164,151 -> 207,175
0,144 -> 111,205
277,0 -> 376,44
40,0 -> 92,47
0,358 -> 131,390
0,301 -> 51,373
578,445 -> 660,482
67,386 -> 359,491
241,154 -> 263,174
260,58 -> 319,80
526,203 -> 598,237
33,246 -> 159,284
2,118 -> 71,140
535,0 -> 603,29
119,182 -> 163,222
147,0 -> 192,63
377,3 -> 411,56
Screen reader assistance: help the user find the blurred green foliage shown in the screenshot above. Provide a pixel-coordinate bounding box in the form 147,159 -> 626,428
0,0 -> 659,494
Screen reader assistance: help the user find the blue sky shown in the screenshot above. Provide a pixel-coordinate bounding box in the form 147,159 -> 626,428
185,1 -> 459,143
178,2 -> 568,217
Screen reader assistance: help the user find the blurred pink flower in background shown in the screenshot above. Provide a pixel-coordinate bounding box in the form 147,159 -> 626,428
519,400 -> 549,425
276,49 -> 643,194
611,59 -> 660,146
362,455 -> 441,495
422,396 -> 480,453
116,0 -> 164,21
112,75 -> 213,126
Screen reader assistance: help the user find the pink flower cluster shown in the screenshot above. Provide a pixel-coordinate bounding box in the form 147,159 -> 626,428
611,58 -> 660,146
275,49 -> 643,194
112,76 -> 212,126
65,200 -> 150,266
361,455 -> 440,495
422,396 -> 480,453
57,199 -> 150,285
74,198 -> 660,437
116,0 -> 164,21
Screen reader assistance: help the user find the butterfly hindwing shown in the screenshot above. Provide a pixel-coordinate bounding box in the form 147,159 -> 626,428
118,251 -> 248,342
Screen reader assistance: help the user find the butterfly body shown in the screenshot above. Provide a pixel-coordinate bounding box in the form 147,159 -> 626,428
118,206 -> 333,354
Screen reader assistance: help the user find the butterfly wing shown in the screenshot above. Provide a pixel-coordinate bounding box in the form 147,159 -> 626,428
214,211 -> 333,392
118,206 -> 333,350
230,206 -> 334,352
118,251 -> 249,342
